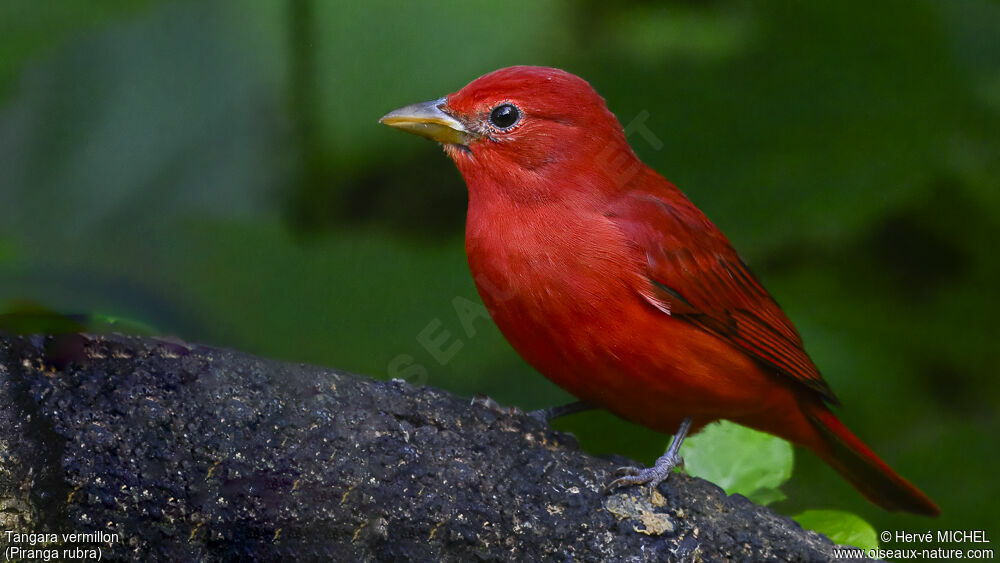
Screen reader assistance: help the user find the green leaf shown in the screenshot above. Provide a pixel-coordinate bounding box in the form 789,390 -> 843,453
681,420 -> 793,505
793,509 -> 879,551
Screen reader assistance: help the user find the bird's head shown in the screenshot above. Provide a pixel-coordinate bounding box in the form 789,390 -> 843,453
380,66 -> 637,201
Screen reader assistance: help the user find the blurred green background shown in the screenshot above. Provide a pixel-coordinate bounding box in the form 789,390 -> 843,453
1,0 -> 997,541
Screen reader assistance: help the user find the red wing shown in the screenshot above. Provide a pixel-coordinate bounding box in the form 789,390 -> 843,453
610,191 -> 838,404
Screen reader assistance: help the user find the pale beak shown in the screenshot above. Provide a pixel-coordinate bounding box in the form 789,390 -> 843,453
379,97 -> 471,146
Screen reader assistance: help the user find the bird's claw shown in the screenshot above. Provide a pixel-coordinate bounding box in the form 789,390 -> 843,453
470,394 -> 522,416
605,454 -> 684,493
612,466 -> 641,478
470,394 -> 501,410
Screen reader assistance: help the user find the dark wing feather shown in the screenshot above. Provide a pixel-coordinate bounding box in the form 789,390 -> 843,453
610,191 -> 838,404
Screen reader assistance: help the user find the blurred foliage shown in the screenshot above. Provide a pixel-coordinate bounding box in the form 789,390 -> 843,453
1,0 -> 997,540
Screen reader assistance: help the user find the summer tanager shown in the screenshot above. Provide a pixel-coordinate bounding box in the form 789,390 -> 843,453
380,66 -> 938,516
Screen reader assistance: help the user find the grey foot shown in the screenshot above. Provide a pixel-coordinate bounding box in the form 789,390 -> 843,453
607,450 -> 684,492
606,416 -> 693,493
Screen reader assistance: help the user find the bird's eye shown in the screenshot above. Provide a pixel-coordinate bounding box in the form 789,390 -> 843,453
488,103 -> 521,130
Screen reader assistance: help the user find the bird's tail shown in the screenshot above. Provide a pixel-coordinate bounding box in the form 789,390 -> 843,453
802,403 -> 939,516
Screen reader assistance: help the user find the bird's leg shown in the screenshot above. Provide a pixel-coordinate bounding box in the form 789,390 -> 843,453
607,416 -> 693,493
528,400 -> 596,425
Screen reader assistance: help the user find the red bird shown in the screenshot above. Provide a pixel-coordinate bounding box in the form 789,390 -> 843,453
380,66 -> 938,516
